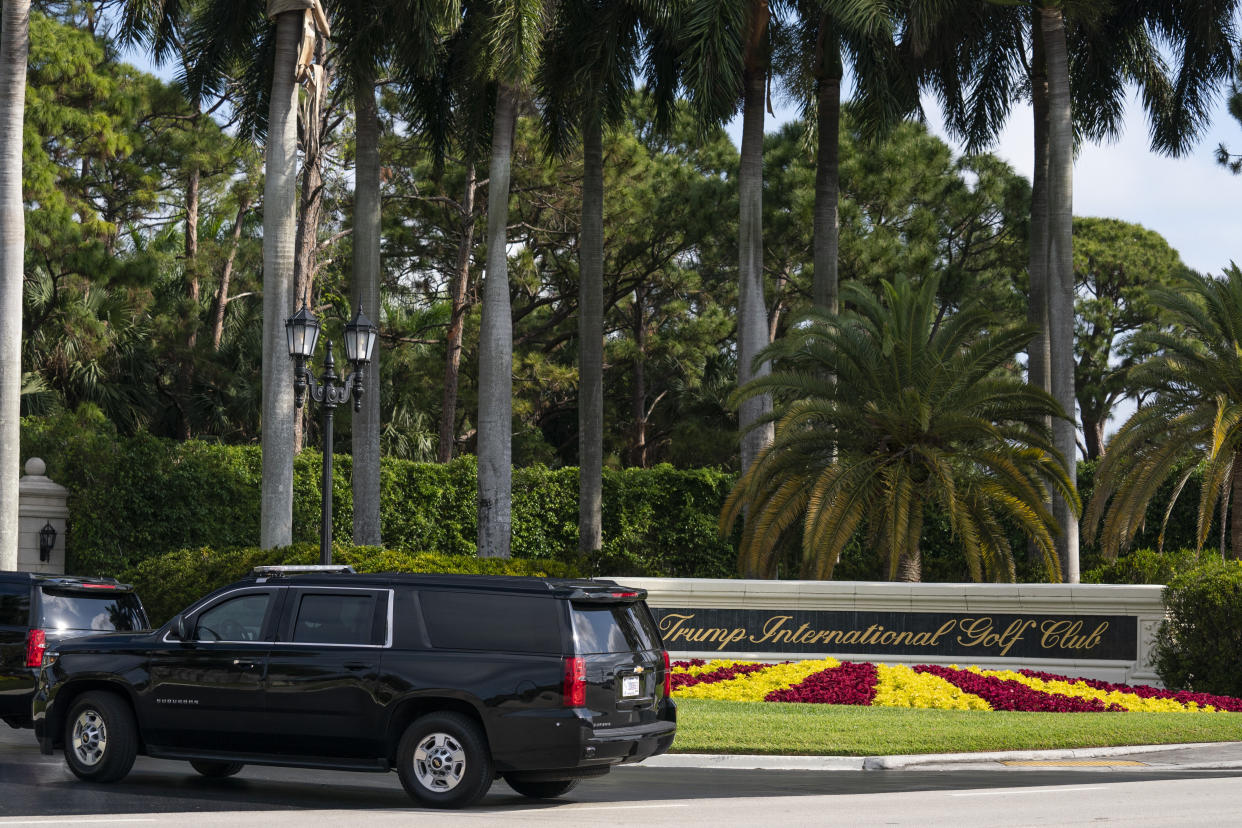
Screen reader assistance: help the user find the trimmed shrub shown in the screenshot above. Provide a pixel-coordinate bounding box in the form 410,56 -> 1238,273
124,543 -> 583,626
1082,548 -> 1220,585
1152,560 -> 1242,696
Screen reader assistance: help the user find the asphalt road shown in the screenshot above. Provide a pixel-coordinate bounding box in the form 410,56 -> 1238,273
5,724 -> 1242,826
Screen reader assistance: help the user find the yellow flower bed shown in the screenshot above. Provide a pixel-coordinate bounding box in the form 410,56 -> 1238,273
973,668 -> 1212,713
672,659 -> 753,677
674,658 -> 841,701
873,664 -> 992,711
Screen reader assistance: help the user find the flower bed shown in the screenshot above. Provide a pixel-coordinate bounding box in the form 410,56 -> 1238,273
670,659 -> 1242,713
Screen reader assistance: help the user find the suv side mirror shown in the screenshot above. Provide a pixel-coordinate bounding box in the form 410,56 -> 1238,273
171,614 -> 193,642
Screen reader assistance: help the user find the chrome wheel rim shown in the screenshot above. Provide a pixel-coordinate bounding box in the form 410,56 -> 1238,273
71,709 -> 107,767
412,732 -> 466,793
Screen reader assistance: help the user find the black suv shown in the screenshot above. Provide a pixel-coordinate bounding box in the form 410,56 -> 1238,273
34,567 -> 676,808
1,572 -> 149,729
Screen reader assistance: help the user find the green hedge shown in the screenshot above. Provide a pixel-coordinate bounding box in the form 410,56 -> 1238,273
1082,548 -> 1223,585
1152,560 -> 1242,696
124,543 -> 584,626
22,408 -> 736,580
19,408 -> 1226,587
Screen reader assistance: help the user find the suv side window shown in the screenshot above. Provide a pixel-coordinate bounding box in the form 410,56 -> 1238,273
419,591 -> 561,654
194,593 -> 271,642
292,593 -> 377,645
571,603 -> 663,654
0,581 -> 28,627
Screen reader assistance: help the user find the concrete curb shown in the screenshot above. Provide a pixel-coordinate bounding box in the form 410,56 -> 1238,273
642,742 -> 1242,772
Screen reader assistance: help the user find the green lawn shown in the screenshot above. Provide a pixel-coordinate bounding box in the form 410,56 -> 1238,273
671,698 -> 1242,755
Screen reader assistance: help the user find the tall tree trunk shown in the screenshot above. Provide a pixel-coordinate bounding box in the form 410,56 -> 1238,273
578,111 -> 604,554
438,158 -> 477,463
477,84 -> 517,559
738,31 -> 773,474
352,78 -> 382,547
1041,4 -> 1079,583
895,504 -> 925,583
210,195 -> 251,351
1082,412 -> 1104,461
1026,21 -> 1052,571
812,35 -> 841,315
0,0 -> 27,571
631,288 -> 647,469
259,10 -> 301,550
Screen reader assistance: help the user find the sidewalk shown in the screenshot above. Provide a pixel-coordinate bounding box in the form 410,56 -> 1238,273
644,741 -> 1242,772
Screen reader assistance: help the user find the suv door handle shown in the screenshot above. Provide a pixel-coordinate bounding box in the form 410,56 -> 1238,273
343,661 -> 372,671
232,659 -> 261,669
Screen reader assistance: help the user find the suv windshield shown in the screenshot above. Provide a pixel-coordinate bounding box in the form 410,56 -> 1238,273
571,602 -> 663,654
38,588 -> 147,632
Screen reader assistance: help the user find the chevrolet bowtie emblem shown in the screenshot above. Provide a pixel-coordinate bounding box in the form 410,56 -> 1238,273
634,666 -> 644,673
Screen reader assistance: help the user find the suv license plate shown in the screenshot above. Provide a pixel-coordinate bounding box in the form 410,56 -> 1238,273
621,675 -> 641,698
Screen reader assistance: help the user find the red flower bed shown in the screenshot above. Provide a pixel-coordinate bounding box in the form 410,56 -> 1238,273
916,665 -> 1125,712
1019,669 -> 1242,713
765,661 -> 879,705
670,661 -> 771,690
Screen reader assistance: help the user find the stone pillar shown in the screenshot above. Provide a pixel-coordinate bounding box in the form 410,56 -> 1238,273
17,457 -> 68,574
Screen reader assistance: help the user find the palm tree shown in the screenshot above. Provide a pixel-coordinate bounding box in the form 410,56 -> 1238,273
723,276 -> 1077,582
0,0 -> 29,571
332,0 -> 458,545
1085,266 -> 1242,561
538,0 -> 674,556
476,0 -> 547,558
906,0 -> 1238,582
258,3 -> 308,549
680,0 -> 776,477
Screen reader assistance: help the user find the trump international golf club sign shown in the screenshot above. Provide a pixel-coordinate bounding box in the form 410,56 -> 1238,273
650,608 -> 1136,661
615,578 -> 1167,685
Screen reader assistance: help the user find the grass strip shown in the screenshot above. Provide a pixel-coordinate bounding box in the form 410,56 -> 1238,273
671,698 -> 1242,756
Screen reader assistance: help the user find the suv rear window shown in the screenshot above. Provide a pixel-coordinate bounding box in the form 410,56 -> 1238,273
38,588 -> 147,632
571,603 -> 663,654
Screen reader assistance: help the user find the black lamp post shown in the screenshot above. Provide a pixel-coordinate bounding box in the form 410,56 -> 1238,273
285,304 -> 379,565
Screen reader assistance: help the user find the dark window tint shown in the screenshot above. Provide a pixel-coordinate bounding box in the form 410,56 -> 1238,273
420,591 -> 561,654
38,589 -> 146,632
293,593 -> 376,645
572,603 -> 663,654
0,581 -> 28,626
194,593 -> 269,641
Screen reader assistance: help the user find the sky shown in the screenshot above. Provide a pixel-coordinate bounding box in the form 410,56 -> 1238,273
727,91 -> 1240,277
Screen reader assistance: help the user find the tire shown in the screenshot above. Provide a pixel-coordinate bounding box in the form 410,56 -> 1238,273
64,691 -> 138,783
190,760 -> 244,778
396,712 -> 493,809
505,776 -> 580,799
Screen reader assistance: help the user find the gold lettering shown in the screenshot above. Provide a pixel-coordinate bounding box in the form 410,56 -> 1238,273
892,631 -> 913,646
840,630 -> 860,645
998,620 -> 1037,657
751,615 -> 793,644
929,619 -> 957,646
879,631 -> 897,645
658,613 -> 695,642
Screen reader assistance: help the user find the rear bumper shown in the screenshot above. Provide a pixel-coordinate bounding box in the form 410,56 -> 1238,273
491,699 -> 676,773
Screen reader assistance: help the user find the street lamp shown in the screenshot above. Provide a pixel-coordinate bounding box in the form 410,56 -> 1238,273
38,522 -> 56,563
285,304 -> 379,565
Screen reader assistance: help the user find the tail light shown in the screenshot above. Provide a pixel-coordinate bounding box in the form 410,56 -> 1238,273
563,656 -> 586,707
25,629 -> 46,668
662,650 -> 672,698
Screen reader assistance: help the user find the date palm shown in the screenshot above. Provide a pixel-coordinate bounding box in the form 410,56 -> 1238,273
723,276 -> 1077,582
0,0 -> 29,570
1085,266 -> 1242,561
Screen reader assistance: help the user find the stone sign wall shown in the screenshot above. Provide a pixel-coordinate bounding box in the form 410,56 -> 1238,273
611,578 -> 1166,687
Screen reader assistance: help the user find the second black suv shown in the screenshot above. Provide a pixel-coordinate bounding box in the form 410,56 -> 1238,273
34,568 -> 676,808
0,572 -> 148,729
